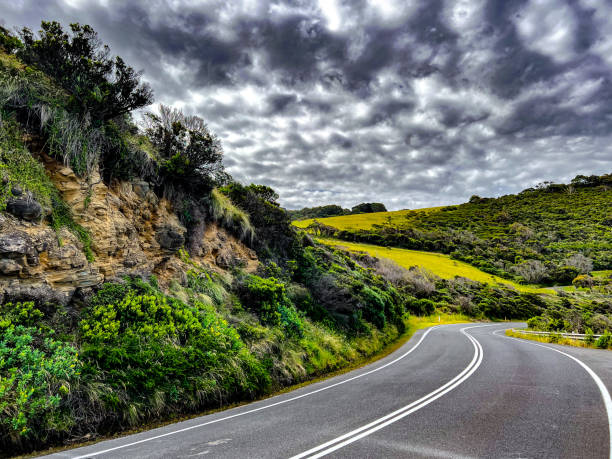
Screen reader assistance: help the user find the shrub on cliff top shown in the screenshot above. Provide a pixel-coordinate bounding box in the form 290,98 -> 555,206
17,21 -> 153,122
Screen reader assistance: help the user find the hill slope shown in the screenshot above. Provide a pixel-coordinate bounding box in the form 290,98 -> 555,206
316,238 -> 552,294
295,177 -> 612,286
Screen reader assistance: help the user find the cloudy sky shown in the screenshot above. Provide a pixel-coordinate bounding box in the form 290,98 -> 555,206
3,0 -> 612,209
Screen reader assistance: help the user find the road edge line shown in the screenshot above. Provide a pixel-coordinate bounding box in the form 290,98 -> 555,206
499,329 -> 612,459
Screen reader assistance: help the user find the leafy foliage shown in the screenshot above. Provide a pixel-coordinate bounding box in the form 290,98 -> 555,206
288,204 -> 349,221
0,302 -> 80,444
17,21 -> 153,122
220,182 -> 300,260
144,104 -> 228,193
351,202 -> 387,214
80,285 -> 266,407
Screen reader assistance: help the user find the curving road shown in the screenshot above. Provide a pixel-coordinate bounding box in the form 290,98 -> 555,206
41,323 -> 612,459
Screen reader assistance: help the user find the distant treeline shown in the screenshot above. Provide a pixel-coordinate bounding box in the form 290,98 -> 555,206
288,202 -> 387,220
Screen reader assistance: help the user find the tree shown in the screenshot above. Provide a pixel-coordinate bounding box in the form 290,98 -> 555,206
144,104 -> 228,192
512,259 -> 548,283
17,21 -> 153,121
0,26 -> 22,53
564,253 -> 593,274
247,184 -> 279,206
351,202 -> 387,214
572,274 -> 594,290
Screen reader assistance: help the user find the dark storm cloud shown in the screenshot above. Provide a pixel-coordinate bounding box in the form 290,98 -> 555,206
4,0 -> 612,209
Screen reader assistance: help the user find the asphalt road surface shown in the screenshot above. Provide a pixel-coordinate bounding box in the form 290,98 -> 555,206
41,323 -> 612,459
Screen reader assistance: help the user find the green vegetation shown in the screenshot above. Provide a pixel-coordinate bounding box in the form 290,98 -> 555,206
295,177 -> 612,287
288,204 -> 349,221
17,21 -> 153,121
506,329 -> 612,350
289,202 -> 388,221
315,238 -> 551,294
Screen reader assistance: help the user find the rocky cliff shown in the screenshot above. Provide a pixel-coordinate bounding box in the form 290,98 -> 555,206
0,153 -> 257,305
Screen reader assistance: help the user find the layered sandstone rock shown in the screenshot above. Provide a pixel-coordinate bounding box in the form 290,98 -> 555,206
0,154 -> 257,304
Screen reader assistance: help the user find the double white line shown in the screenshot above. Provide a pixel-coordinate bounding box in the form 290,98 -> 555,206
290,324 -> 488,459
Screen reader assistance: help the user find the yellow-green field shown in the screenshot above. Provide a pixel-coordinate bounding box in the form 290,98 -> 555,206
592,270 -> 612,279
292,207 -> 443,230
317,238 -> 553,294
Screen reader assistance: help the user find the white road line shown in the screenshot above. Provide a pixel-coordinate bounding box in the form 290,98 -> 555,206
68,324 -> 446,458
290,324 -> 490,459
501,330 -> 612,459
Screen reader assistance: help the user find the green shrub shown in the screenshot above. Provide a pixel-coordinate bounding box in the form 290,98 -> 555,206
80,287 -> 269,414
407,297 -> 436,316
144,105 -> 228,193
18,21 -> 152,122
0,302 -> 80,442
595,331 -> 611,349
239,275 -> 304,337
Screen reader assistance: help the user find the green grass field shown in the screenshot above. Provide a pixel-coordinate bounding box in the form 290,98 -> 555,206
592,270 -> 612,279
292,207 -> 443,230
317,238 -> 553,294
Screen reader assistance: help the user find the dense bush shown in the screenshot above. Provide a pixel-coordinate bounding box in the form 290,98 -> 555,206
144,105 -> 228,193
351,202 -> 387,214
238,274 -> 304,337
220,182 -> 300,261
294,245 -> 406,332
80,284 -> 268,408
17,21 -> 152,122
0,302 -> 80,447
288,204 -> 349,221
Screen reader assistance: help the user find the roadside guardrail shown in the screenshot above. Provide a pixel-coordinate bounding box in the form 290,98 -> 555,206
510,328 -> 603,341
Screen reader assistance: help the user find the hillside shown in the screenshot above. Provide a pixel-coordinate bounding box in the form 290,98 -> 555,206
295,178 -> 612,286
315,238 -> 552,294
0,24 -> 415,454
293,206 -> 443,230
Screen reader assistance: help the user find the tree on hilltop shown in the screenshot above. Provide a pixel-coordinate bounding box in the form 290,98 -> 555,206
17,21 -> 153,121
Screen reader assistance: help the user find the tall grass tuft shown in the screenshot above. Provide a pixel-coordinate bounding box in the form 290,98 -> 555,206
210,188 -> 255,242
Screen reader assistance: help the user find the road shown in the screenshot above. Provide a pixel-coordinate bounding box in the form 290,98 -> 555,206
41,323 -> 612,459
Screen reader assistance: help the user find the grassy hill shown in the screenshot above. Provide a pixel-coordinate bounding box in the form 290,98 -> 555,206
316,238 -> 552,294
295,177 -> 612,286
293,207 -> 443,230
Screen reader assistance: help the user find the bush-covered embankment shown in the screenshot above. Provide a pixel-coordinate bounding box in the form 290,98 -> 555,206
0,22 -> 411,454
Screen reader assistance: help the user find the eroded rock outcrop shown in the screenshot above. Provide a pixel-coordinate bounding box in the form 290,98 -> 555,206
0,153 -> 258,304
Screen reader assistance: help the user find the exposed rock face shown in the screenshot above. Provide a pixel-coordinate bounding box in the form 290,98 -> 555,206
0,153 -> 258,304
6,197 -> 42,221
156,225 -> 186,251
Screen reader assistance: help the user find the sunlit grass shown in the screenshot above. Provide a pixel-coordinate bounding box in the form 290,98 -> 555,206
505,329 -> 610,350
292,207 -> 443,230
317,237 -> 553,294
407,312 -> 473,330
592,270 -> 612,279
